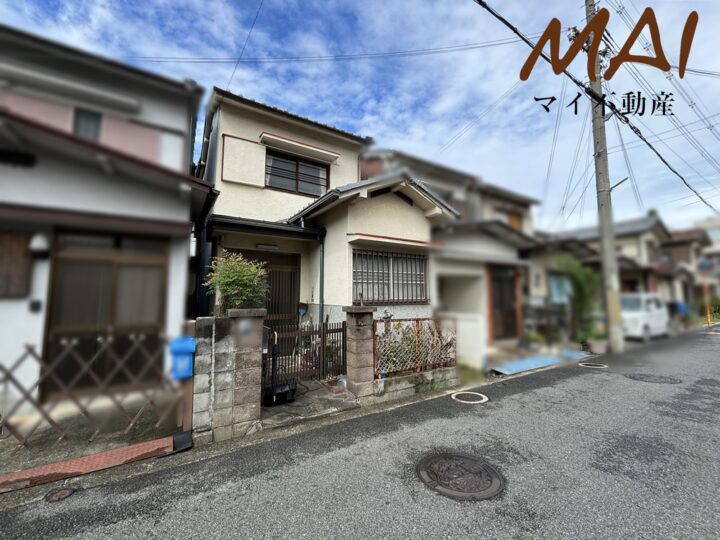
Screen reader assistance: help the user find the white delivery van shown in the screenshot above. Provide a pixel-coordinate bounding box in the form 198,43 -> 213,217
621,293 -> 670,341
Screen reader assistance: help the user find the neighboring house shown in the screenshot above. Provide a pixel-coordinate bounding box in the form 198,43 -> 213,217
360,149 -> 535,234
662,228 -> 715,302
694,216 -> 720,277
0,25 -> 212,402
359,149 -> 538,366
549,213 -> 675,299
527,236 -> 597,306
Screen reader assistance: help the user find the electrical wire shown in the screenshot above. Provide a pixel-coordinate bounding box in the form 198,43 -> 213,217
437,80 -> 521,154
470,0 -> 719,214
221,0 -> 265,96
125,34 -> 546,64
539,75 -> 568,225
604,79 -> 643,209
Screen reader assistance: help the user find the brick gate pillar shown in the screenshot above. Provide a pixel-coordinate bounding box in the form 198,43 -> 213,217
343,305 -> 377,398
192,308 -> 266,445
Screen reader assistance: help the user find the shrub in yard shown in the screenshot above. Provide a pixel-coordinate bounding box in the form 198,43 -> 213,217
205,253 -> 268,310
558,254 -> 601,341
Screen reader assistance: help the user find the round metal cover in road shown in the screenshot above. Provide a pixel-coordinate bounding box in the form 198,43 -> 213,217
624,373 -> 682,384
451,391 -> 489,404
578,361 -> 608,369
416,453 -> 504,501
44,487 -> 77,503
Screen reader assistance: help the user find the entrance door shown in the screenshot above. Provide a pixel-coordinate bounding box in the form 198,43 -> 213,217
236,251 -> 300,326
490,266 -> 518,340
43,233 -> 168,401
235,251 -> 301,377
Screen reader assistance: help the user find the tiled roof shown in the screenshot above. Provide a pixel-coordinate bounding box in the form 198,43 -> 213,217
213,87 -> 371,144
552,215 -> 669,242
668,228 -> 710,244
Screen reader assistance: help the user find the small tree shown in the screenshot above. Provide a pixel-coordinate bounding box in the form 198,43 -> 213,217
557,254 -> 601,341
205,253 -> 268,311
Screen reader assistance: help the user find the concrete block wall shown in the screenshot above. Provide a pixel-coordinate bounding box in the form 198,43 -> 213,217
192,309 -> 266,445
343,305 -> 376,399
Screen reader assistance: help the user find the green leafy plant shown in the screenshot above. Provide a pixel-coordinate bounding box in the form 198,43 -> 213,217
557,254 -> 602,342
695,296 -> 720,321
205,253 -> 268,310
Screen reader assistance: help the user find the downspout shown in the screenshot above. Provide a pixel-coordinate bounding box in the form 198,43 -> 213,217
319,230 -> 326,323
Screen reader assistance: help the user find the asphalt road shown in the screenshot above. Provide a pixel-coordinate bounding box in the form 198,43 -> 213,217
2,331 -> 719,539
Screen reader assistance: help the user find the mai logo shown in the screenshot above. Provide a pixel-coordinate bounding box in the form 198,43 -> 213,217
521,7 -> 699,81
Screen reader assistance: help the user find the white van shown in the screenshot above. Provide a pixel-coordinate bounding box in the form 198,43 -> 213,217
621,293 -> 670,341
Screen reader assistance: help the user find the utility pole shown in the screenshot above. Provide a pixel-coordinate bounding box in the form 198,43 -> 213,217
585,0 -> 624,353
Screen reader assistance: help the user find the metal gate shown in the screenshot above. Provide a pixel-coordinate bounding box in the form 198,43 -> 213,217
262,322 -> 346,389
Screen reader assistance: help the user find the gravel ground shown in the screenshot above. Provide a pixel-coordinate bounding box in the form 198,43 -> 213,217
1,331 -> 719,539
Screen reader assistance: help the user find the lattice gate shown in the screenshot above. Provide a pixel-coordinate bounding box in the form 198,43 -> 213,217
0,333 -> 188,472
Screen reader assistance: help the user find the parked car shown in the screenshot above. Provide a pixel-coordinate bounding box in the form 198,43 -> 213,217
621,293 -> 670,341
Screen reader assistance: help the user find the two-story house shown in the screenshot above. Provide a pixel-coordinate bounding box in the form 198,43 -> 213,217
195,88 -> 458,335
359,149 -> 538,367
694,216 -> 720,278
0,25 -> 213,403
548,213 -> 677,300
662,228 -> 714,303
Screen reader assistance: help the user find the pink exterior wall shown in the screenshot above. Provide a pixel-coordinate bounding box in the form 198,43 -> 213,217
1,90 -> 163,165
0,90 -> 72,131
100,115 -> 161,164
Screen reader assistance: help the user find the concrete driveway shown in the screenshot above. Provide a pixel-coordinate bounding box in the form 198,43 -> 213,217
1,331 -> 718,539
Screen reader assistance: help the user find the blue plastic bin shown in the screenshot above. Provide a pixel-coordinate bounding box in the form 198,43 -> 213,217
170,336 -> 196,381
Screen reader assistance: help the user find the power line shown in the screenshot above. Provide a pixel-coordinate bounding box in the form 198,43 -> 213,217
539,75 -> 568,224
561,100 -> 591,214
604,79 -> 643,209
126,34 -> 545,64
470,0 -> 719,215
674,67 -> 720,79
438,79 -> 521,153
605,0 -> 720,158
606,112 -> 720,154
221,0 -> 265,96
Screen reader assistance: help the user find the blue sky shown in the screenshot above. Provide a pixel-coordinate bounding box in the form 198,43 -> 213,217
2,0 -> 720,231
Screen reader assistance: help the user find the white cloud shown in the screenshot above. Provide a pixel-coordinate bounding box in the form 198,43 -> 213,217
2,0 -> 719,231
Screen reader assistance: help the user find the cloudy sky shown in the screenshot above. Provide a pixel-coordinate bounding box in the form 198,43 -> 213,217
2,0 -> 719,231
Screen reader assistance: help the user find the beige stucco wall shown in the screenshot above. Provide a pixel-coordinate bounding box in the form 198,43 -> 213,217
212,104 -> 363,221
347,193 -> 433,243
311,205 -> 350,307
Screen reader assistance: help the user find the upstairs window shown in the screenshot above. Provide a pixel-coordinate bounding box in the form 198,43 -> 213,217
73,108 -> 102,142
265,151 -> 328,197
495,208 -> 523,231
352,249 -> 428,305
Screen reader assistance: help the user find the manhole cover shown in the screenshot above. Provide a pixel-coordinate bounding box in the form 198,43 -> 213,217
578,361 -> 608,369
44,487 -> 77,503
416,453 -> 504,501
451,391 -> 489,404
624,373 -> 682,384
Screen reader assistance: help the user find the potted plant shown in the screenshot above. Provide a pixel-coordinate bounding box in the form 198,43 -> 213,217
204,253 -> 268,315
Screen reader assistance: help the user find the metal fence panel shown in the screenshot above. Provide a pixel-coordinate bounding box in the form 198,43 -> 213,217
373,318 -> 456,378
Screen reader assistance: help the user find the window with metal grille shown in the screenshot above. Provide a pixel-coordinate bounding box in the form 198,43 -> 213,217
265,150 -> 329,197
352,249 -> 427,305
